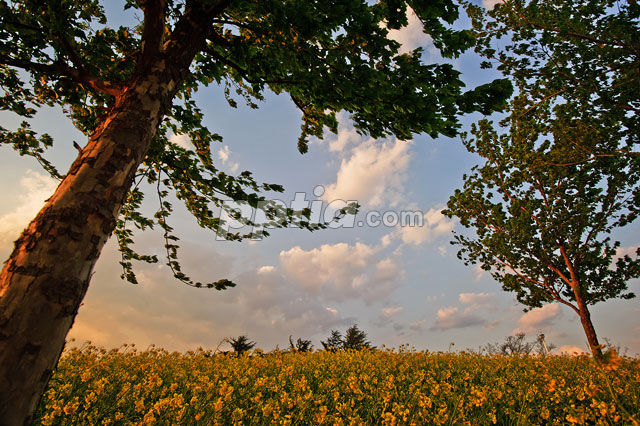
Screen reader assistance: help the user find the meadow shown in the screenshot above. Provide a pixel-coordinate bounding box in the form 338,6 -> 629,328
35,344 -> 639,426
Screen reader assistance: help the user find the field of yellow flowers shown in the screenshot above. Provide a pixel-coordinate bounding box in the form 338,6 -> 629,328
35,344 -> 639,426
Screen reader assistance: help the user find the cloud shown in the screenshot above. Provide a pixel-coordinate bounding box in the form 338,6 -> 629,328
513,304 -> 562,334
381,306 -> 404,318
168,134 -> 239,174
556,345 -> 586,355
325,113 -> 362,153
69,239 -> 352,352
615,245 -> 639,259
257,265 -> 275,274
459,292 -> 494,306
322,138 -> 411,208
279,242 -> 402,304
482,0 -> 504,9
326,307 -> 339,316
218,145 -> 240,174
399,207 -> 454,245
431,306 -> 488,331
380,233 -> 393,248
169,133 -> 194,150
0,170 -> 58,251
472,264 -> 487,282
387,8 -> 434,55
409,319 -> 428,331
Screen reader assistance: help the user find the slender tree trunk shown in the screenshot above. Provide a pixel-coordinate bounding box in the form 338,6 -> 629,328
574,290 -> 603,361
0,64 -> 183,426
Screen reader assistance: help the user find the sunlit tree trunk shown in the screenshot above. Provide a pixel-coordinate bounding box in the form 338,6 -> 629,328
574,291 -> 603,361
0,73 -> 175,425
0,0 -> 223,419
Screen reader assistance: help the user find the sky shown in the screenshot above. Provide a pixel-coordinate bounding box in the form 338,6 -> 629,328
0,0 -> 638,356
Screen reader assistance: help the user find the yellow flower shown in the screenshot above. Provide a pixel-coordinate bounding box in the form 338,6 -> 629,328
63,398 -> 79,415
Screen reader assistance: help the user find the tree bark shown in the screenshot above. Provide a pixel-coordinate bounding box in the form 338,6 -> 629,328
0,76 -> 172,425
0,0 -> 229,419
574,289 -> 603,361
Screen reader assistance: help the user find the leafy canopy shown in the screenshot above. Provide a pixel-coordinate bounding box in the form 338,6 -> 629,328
321,324 -> 372,351
446,0 -> 639,312
464,0 -> 639,159
0,0 -> 510,288
445,94 -> 640,312
228,334 -> 256,355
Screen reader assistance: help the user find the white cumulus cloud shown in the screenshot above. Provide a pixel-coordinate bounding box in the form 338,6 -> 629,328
218,145 -> 240,174
459,292 -> 494,306
322,138 -> 412,208
556,345 -> 587,355
279,242 -> 401,304
431,306 -> 487,331
169,133 -> 194,150
381,306 -> 405,318
387,7 -> 434,55
257,265 -> 275,274
69,239 -> 351,351
399,207 -> 454,245
482,0 -> 504,9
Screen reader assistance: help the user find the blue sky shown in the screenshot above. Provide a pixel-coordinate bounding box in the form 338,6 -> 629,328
0,1 -> 638,355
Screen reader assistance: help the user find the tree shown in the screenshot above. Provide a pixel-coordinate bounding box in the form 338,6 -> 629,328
446,0 -> 639,362
228,335 -> 256,356
483,332 -> 556,356
0,1 -> 510,422
484,332 -> 534,355
342,324 -> 373,350
464,0 -> 639,161
289,335 -> 313,353
444,95 -> 640,361
321,324 -> 372,351
321,330 -> 344,352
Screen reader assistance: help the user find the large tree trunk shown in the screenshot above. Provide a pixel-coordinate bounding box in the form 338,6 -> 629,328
0,64 -> 183,425
0,0 -> 223,419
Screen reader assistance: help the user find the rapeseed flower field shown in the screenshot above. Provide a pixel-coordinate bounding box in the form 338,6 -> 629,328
35,344 -> 639,425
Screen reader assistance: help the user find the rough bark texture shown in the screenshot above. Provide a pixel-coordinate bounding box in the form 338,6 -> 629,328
0,77 -> 170,426
0,1 -> 222,422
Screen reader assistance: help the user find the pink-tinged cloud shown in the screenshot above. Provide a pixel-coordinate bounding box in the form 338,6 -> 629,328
513,304 -> 563,334
482,0 -> 504,9
279,242 -> 402,304
0,170 -> 58,253
556,345 -> 587,356
458,292 -> 494,306
431,306 -> 487,331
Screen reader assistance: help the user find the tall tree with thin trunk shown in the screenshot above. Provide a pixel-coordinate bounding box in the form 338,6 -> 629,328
0,1 -> 510,423
448,0 -> 640,361
444,94 -> 640,361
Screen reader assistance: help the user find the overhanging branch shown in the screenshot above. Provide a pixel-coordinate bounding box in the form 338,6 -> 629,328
0,56 -> 123,96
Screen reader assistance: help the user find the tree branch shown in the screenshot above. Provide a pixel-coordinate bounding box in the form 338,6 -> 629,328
0,56 -> 123,96
135,0 -> 168,75
203,44 -> 298,86
508,2 -> 637,51
162,0 -> 234,73
492,255 -> 580,314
